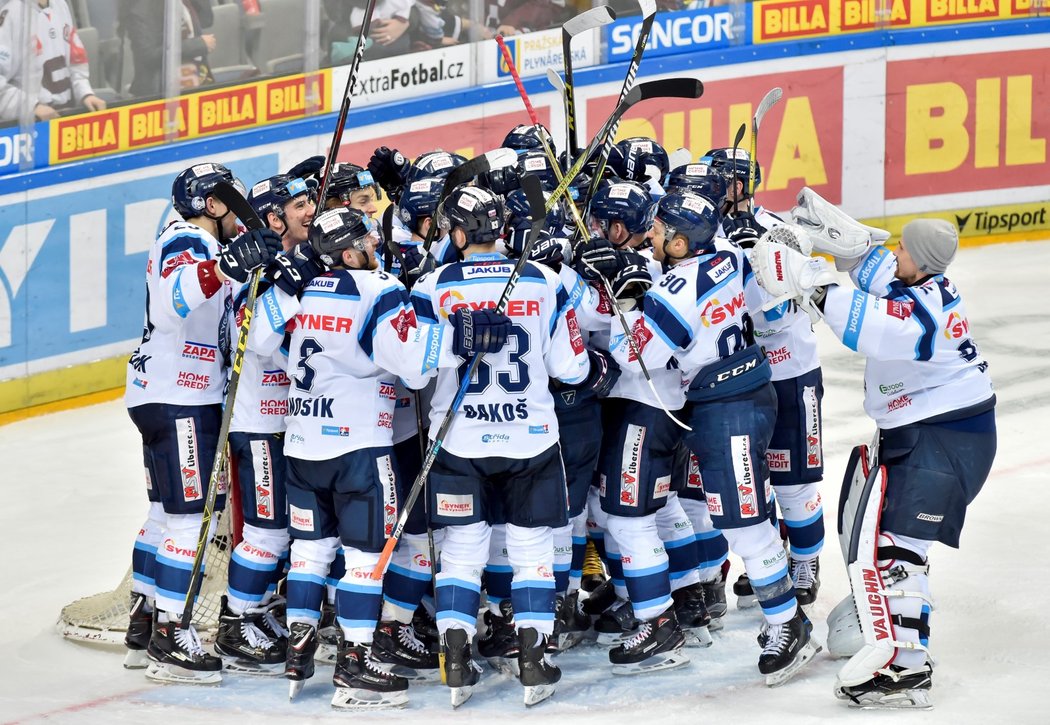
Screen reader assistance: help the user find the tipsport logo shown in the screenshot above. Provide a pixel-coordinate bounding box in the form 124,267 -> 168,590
954,207 -> 1048,235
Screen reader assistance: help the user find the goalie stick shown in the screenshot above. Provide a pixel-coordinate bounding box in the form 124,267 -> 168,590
560,5 -> 616,168
180,182 -> 266,628
371,174 -> 549,580
498,35 -> 690,432
316,0 -> 379,205
748,87 -> 783,198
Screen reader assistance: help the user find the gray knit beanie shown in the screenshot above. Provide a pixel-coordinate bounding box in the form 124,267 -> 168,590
902,219 -> 958,274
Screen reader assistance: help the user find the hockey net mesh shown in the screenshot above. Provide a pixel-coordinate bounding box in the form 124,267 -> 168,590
57,508 -> 234,646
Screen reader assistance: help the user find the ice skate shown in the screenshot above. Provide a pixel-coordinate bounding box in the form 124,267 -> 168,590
758,607 -> 821,686
594,598 -> 638,647
700,578 -> 727,631
316,599 -> 339,664
733,573 -> 758,609
214,596 -> 285,675
413,604 -> 440,651
581,576 -> 617,616
442,627 -> 482,708
790,557 -> 821,607
552,591 -> 590,652
372,619 -> 440,683
285,622 -> 318,700
672,583 -> 712,648
518,627 -> 560,706
477,600 -> 520,676
145,613 -> 222,685
836,662 -> 933,709
331,640 -> 409,710
609,606 -> 689,675
123,592 -> 152,669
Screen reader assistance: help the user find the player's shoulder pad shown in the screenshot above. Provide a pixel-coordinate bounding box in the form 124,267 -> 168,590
303,270 -> 360,297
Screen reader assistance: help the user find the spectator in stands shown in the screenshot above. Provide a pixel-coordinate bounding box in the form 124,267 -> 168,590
324,0 -> 414,61
117,0 -> 216,98
483,0 -> 570,36
0,0 -> 106,123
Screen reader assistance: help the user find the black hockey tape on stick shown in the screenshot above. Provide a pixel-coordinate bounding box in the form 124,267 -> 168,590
180,181 -> 265,628
562,5 -> 616,166
371,175 -> 548,581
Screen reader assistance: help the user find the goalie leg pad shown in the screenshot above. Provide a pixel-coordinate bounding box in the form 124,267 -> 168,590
836,444 -> 871,565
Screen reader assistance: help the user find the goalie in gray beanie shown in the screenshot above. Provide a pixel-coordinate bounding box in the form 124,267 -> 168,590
901,219 -> 958,275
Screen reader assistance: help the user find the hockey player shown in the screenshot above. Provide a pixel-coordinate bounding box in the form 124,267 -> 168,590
270,206 -> 513,708
750,195 -> 996,708
207,174 -> 319,674
409,184 -> 614,706
706,148 -> 782,240
606,191 -> 820,686
321,162 -> 382,218
124,163 -> 282,683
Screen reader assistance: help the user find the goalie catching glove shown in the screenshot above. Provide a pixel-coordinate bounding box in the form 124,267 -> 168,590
750,240 -> 837,319
790,187 -> 889,270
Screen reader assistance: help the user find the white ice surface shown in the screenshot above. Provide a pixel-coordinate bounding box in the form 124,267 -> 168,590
2,241 -> 1049,724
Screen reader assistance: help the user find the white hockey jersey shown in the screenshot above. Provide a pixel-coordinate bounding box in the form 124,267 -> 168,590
125,221 -> 235,409
411,252 -> 590,459
278,267 -> 459,461
230,284 -> 291,435
822,244 -> 994,428
0,0 -> 93,121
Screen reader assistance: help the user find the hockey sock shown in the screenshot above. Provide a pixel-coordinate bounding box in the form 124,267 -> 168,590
773,481 -> 824,561
381,532 -> 434,624
154,512 -> 212,617
507,524 -> 557,636
131,502 -> 165,600
552,522 -> 573,595
568,510 -> 588,592
484,524 -> 513,615
226,523 -> 288,614
723,522 -> 797,626
656,493 -> 700,592
435,522 -> 490,638
604,530 -> 627,600
336,547 -> 384,644
679,496 -> 729,583
326,548 -> 346,606
879,532 -> 933,670
607,514 -> 672,620
286,536 -> 340,627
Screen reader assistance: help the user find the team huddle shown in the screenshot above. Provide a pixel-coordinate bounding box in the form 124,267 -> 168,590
121,126 -> 996,712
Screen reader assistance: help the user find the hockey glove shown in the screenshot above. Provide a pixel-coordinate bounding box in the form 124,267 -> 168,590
529,231 -> 565,272
759,222 -> 814,256
723,211 -> 767,241
609,251 -> 653,311
450,308 -> 512,357
398,243 -> 433,287
367,146 -> 411,202
750,240 -> 838,321
219,229 -> 282,284
728,226 -> 762,249
287,155 -> 325,184
268,244 -> 327,297
582,348 -> 621,399
574,237 -> 619,282
790,187 -> 889,270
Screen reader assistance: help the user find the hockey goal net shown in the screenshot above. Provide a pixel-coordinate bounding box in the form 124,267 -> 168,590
59,481 -> 242,646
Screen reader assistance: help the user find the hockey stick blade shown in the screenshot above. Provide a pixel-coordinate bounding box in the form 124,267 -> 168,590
213,181 -> 264,231
562,6 -> 615,165
748,88 -> 782,197
732,122 -> 746,150
754,87 -> 783,132
563,5 -> 615,36
546,67 -> 565,93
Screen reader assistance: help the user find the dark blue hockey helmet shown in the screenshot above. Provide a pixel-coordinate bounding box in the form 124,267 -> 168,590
517,149 -> 559,192
397,177 -> 444,234
404,150 -> 467,185
171,162 -> 242,220
607,137 -> 670,183
503,123 -> 555,153
247,174 -> 314,223
587,180 -> 657,238
477,165 -> 521,197
706,147 -> 762,196
504,188 -> 565,256
666,163 -> 728,211
654,191 -> 720,256
309,206 -> 377,266
438,184 -> 505,246
325,162 -> 381,204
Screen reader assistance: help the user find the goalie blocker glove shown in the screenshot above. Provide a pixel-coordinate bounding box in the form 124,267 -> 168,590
450,308 -> 513,357
219,229 -> 282,283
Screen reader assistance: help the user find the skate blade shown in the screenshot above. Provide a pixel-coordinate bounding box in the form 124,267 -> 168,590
123,649 -> 150,669
315,644 -> 338,665
376,662 -> 442,684
221,657 -> 285,677
611,649 -> 690,676
736,594 -> 759,609
331,686 -> 408,710
450,685 -> 474,708
557,630 -> 588,652
524,683 -> 556,707
706,616 -> 725,632
288,678 -> 307,700
849,690 -> 933,710
145,661 -> 221,685
595,630 -> 635,647
765,641 -> 822,687
682,625 -> 714,648
485,656 -> 519,677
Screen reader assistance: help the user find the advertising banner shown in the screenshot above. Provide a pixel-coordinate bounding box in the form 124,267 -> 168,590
605,7 -> 741,62
345,44 -> 472,106
480,27 -> 598,85
0,125 -> 47,176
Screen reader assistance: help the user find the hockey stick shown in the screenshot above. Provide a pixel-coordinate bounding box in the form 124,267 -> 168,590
316,0 -> 379,205
180,182 -> 266,628
585,0 -> 658,206
371,174 -> 548,580
727,122 -> 746,211
420,147 -> 519,254
561,5 -> 617,169
747,87 -> 783,198
498,36 -> 690,431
